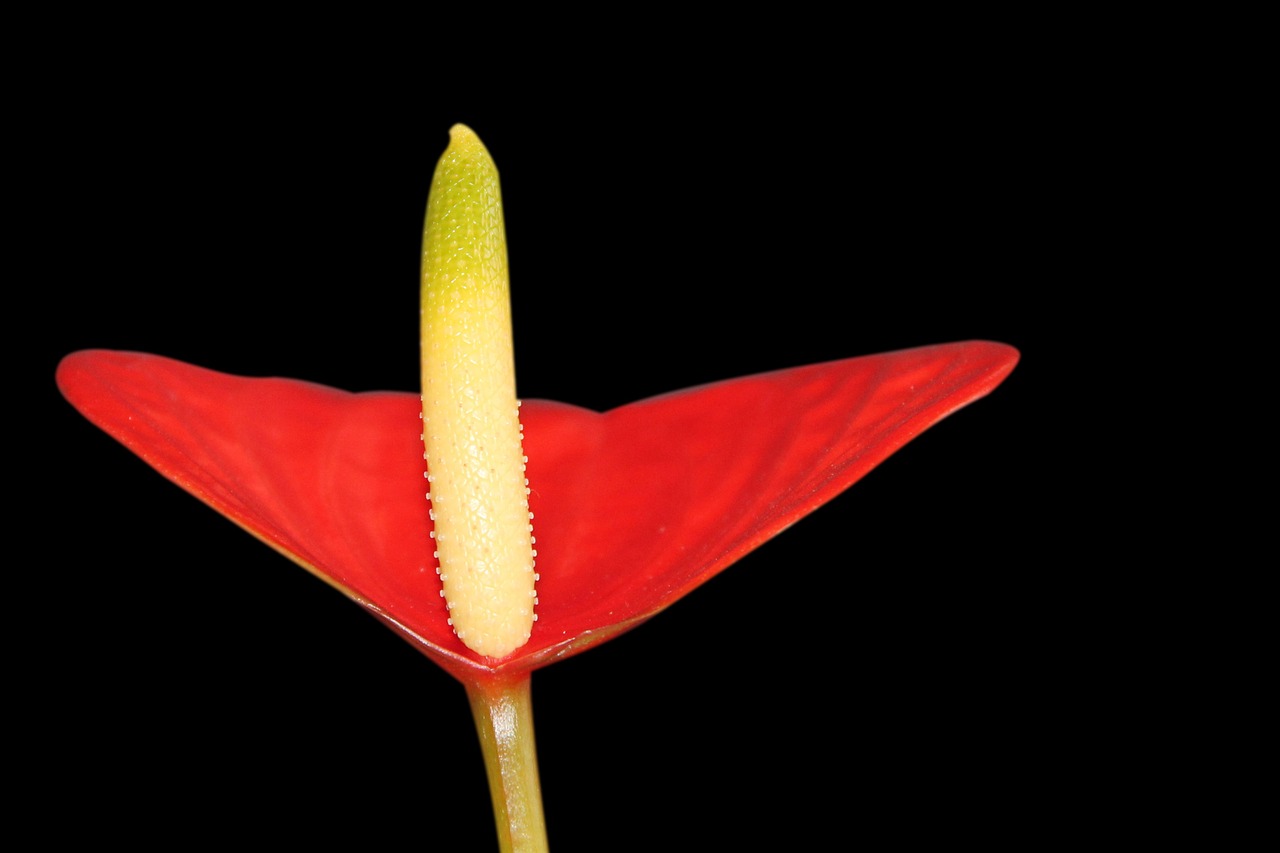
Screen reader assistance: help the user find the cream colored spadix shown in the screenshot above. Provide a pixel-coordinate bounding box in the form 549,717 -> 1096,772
421,125 -> 536,659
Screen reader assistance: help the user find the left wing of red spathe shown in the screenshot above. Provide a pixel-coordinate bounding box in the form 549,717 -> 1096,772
57,341 -> 1017,681
56,350 -> 553,680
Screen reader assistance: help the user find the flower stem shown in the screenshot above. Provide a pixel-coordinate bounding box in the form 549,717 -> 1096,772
466,674 -> 550,853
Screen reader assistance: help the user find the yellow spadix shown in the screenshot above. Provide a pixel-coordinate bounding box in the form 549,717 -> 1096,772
420,125 -> 536,659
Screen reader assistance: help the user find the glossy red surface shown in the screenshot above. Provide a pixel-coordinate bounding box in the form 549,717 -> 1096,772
57,340 -> 1017,682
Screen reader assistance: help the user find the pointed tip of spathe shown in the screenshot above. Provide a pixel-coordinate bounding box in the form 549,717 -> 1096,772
976,339 -> 1020,371
55,349 -> 104,401
958,339 -> 1020,402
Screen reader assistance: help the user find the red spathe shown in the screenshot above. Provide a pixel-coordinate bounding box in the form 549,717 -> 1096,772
57,340 -> 1018,683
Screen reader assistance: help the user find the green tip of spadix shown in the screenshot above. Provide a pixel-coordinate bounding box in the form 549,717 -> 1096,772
449,122 -> 479,143
441,123 -> 490,168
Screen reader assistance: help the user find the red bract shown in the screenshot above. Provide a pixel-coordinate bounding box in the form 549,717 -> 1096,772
56,340 -> 1017,683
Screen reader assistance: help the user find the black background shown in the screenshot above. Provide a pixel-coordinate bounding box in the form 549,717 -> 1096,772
28,46 -> 1094,851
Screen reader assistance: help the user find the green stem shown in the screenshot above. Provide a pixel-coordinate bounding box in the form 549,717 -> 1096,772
466,674 -> 550,853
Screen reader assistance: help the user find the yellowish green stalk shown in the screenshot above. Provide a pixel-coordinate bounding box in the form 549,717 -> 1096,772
467,675 -> 550,853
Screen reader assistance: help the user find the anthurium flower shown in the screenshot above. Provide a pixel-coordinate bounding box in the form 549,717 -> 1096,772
57,125 -> 1018,852
57,339 -> 1015,675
